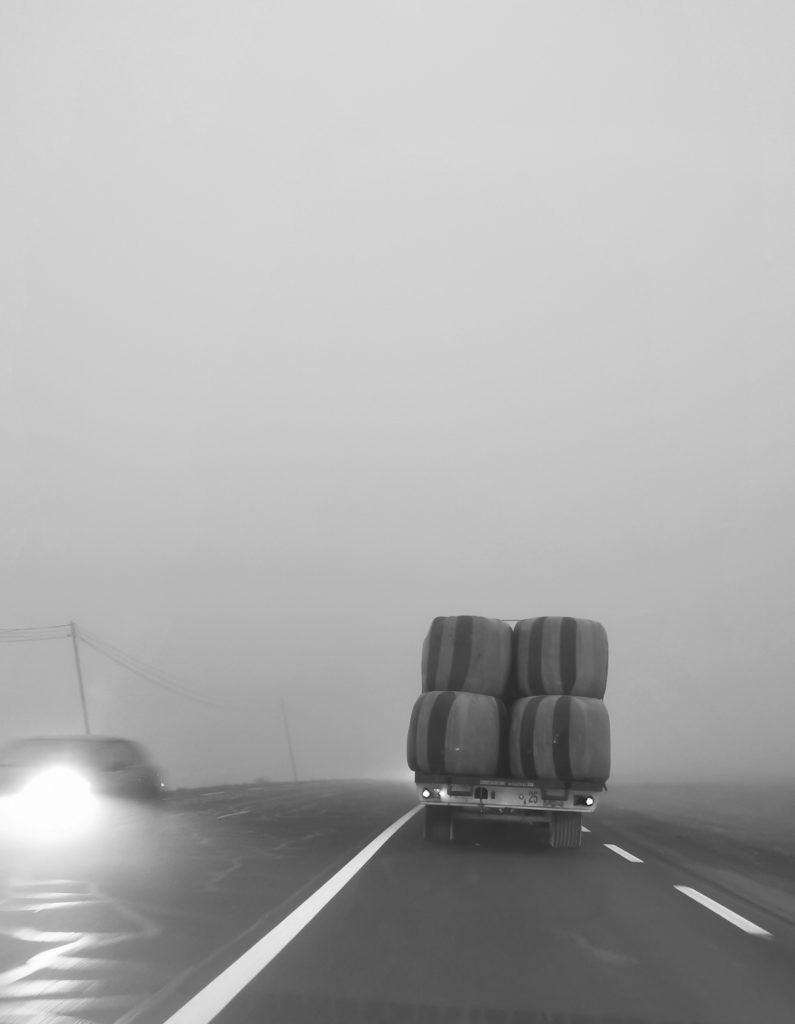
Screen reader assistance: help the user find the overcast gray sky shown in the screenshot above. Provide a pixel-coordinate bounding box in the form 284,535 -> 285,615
2,2 -> 793,785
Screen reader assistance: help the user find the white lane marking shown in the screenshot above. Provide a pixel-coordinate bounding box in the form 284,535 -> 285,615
674,886 -> 772,938
604,843 -> 643,863
581,826 -> 590,833
161,806 -> 421,1024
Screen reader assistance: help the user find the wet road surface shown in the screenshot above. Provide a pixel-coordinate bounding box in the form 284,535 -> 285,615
1,781 -> 794,1024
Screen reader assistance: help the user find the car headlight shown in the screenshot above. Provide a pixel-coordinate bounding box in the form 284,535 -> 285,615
4,766 -> 96,841
22,765 -> 91,802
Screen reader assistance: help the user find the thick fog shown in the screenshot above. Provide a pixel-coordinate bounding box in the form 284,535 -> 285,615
2,3 -> 793,786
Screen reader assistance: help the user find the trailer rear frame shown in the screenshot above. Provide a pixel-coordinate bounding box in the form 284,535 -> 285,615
414,773 -> 606,848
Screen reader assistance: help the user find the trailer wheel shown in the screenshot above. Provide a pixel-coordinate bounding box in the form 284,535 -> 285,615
424,805 -> 453,842
549,812 -> 582,849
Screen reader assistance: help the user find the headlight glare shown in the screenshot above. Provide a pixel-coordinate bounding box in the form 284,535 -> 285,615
4,765 -> 97,841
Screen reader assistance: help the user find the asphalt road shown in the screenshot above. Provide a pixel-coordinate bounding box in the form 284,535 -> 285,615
1,781 -> 794,1024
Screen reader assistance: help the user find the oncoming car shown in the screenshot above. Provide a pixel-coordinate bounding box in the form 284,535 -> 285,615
0,735 -> 165,842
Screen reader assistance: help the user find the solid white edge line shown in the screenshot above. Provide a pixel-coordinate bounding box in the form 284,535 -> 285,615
161,805 -> 422,1024
604,843 -> 643,863
674,886 -> 773,938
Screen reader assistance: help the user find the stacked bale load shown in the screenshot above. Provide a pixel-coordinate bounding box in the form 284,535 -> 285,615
409,616 -> 512,777
407,691 -> 508,776
422,615 -> 512,698
510,617 -> 611,785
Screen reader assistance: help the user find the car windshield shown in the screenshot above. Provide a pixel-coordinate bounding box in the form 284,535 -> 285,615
2,4 -> 793,1023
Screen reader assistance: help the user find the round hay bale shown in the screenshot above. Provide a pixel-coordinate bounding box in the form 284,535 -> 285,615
513,617 -> 608,698
422,616 -> 513,697
509,695 -> 610,783
407,691 -> 508,776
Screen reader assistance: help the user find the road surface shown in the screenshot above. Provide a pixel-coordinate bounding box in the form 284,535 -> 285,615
1,781 -> 794,1024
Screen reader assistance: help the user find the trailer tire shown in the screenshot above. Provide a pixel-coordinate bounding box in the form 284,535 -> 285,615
549,812 -> 582,849
424,805 -> 453,842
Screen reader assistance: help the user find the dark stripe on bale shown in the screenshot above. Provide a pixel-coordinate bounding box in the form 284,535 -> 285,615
560,617 -> 578,695
519,697 -> 542,779
425,617 -> 445,691
427,691 -> 457,774
449,616 -> 474,689
496,699 -> 509,776
527,617 -> 546,694
406,697 -> 421,772
552,696 -> 573,780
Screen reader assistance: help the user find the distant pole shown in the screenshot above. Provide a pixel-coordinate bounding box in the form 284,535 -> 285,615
70,621 -> 91,735
280,696 -> 298,783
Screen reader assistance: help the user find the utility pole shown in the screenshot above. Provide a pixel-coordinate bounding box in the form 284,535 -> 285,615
70,622 -> 91,735
280,696 -> 298,783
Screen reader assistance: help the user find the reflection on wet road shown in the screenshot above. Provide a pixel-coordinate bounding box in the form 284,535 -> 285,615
0,782 -> 415,1024
0,878 -> 160,1022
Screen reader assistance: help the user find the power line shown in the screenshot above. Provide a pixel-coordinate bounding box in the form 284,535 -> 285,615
75,625 -> 268,712
0,622 -> 89,733
280,697 -> 298,783
0,620 -> 272,712
1,620 -> 309,780
69,621 -> 91,734
0,624 -> 72,642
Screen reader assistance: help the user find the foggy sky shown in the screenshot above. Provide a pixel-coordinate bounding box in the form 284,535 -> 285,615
2,2 -> 794,785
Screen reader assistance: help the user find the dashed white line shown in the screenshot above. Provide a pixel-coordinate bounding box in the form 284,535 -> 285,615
604,843 -> 643,863
674,886 -> 772,938
581,826 -> 590,833
161,806 -> 421,1024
